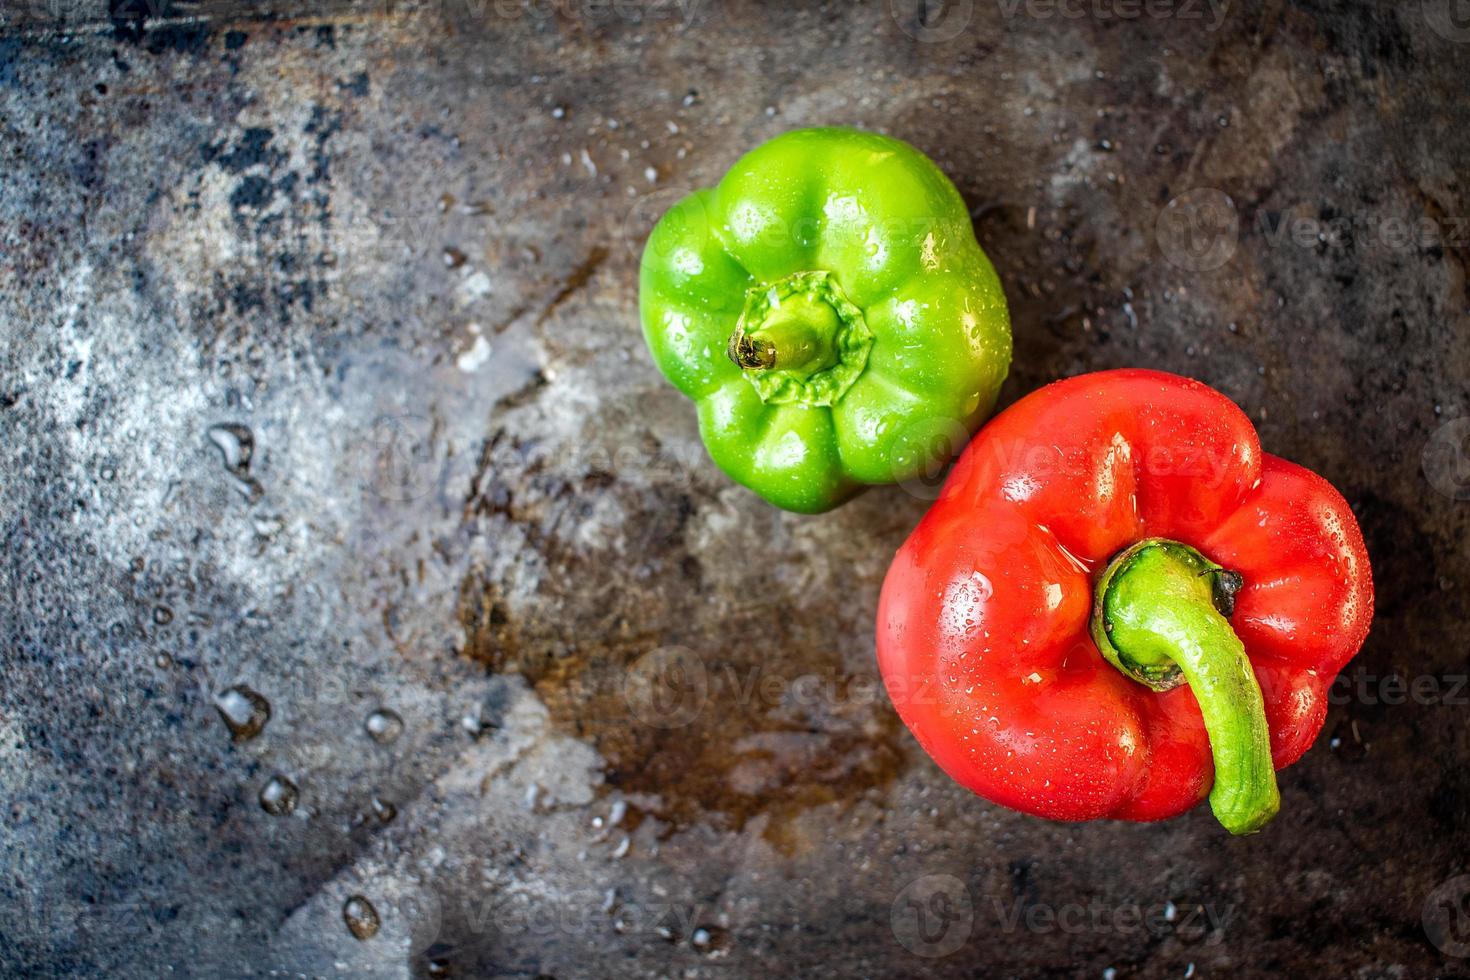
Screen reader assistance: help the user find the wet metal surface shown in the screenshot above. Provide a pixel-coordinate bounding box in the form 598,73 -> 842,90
2,1 -> 1469,977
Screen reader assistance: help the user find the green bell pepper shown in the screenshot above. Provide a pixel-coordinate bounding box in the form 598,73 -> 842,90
638,127 -> 1012,513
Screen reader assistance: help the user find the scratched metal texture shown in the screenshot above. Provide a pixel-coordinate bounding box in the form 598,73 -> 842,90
2,1 -> 1468,977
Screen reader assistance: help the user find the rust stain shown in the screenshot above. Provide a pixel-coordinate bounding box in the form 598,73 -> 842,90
446,288 -> 906,850
482,246 -> 608,341
456,571 -> 521,675
454,556 -> 907,853
536,245 -> 609,327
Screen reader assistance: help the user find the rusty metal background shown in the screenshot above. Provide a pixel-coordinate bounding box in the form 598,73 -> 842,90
3,1 -> 1469,976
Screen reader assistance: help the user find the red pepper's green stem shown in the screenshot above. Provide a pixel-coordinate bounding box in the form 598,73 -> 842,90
729,292 -> 840,377
1091,539 -> 1280,835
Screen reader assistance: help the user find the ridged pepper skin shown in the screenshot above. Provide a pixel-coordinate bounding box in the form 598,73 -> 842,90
876,369 -> 1373,832
639,127 -> 1011,513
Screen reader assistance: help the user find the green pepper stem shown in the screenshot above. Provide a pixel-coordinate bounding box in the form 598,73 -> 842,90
1091,539 -> 1280,835
728,293 -> 840,377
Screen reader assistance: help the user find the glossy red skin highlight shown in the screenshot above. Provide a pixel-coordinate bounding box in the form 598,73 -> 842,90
876,369 -> 1374,823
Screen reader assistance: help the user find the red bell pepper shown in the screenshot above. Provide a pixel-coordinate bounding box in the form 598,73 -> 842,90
876,369 -> 1373,834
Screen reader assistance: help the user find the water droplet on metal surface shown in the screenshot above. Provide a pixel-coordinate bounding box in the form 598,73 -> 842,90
370,796 -> 396,823
215,685 -> 271,741
207,423 -> 253,471
343,895 -> 380,940
252,514 -> 284,538
690,924 -> 728,953
259,775 -> 298,815
207,422 -> 264,503
365,708 -> 404,744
